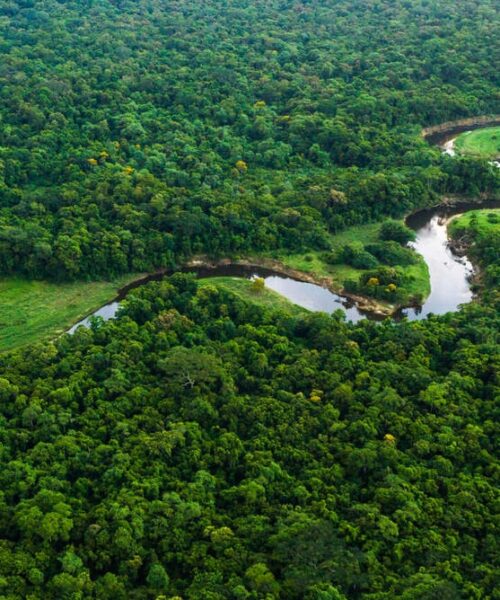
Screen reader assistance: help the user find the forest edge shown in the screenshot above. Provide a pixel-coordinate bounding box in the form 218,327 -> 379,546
93,194 -> 500,323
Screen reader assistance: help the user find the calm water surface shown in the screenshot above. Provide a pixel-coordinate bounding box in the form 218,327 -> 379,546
68,203 -> 498,331
400,212 -> 473,320
68,302 -> 120,334
196,265 -> 371,323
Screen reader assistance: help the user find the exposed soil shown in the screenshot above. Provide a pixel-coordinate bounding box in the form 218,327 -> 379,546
184,256 -> 395,316
422,115 -> 500,146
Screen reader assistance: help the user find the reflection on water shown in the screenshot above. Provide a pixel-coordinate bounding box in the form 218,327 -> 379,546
68,267 -> 371,331
191,264 -> 372,322
68,202 -> 498,332
400,213 -> 473,320
68,302 -> 120,333
245,273 -> 370,322
264,276 -> 358,315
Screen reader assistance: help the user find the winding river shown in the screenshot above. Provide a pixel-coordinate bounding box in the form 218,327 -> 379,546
399,206 -> 474,320
66,122 -> 499,331
423,118 -> 500,166
68,202 -> 498,332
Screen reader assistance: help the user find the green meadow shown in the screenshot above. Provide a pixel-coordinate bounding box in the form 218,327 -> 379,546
449,208 -> 500,235
0,275 -> 141,352
454,126 -> 500,159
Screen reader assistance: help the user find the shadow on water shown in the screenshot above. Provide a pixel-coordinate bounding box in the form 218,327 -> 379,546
397,201 -> 499,320
423,121 -> 500,147
69,264 -> 378,332
69,201 -> 499,332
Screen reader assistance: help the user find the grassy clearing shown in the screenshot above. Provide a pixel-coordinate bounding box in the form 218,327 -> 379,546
449,208 -> 500,235
328,222 -> 382,246
403,260 -> 431,299
198,277 -> 308,315
272,222 -> 383,290
454,126 -> 500,159
267,219 -> 429,303
0,219 -> 434,351
0,274 -> 142,352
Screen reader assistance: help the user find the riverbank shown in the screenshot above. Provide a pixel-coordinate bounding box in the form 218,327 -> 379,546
422,115 -> 500,145
3,200 -> 496,351
454,127 -> 500,160
447,208 -> 500,276
405,196 -> 500,228
0,273 -> 144,352
198,277 -> 308,316
185,256 -> 397,316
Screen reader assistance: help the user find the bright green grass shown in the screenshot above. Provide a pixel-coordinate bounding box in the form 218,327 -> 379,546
402,260 -> 431,299
198,277 -> 308,315
0,219 -> 433,351
454,126 -> 500,159
328,222 -> 382,246
272,222 -> 383,290
0,274 -> 142,352
267,219 -> 429,303
449,208 -> 500,235
278,251 -> 429,300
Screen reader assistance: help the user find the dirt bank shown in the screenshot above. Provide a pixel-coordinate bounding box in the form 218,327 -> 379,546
422,115 -> 500,146
185,256 -> 396,316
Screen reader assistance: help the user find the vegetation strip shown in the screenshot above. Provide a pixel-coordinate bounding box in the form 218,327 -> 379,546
421,115 -> 500,145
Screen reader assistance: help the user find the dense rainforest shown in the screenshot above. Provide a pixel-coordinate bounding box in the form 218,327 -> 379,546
0,274 -> 499,599
0,0 -> 499,279
0,1 -> 500,599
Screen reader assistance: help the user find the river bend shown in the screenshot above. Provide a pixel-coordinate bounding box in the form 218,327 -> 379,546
69,203 -> 498,331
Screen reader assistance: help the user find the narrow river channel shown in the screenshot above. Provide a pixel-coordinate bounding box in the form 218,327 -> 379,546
68,202 -> 498,332
399,208 -> 473,320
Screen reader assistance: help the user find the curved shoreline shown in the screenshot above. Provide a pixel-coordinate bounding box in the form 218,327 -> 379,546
447,207 -> 500,290
67,198 -> 500,331
110,257 -> 395,317
184,257 -> 395,316
115,199 -> 500,318
404,197 -> 500,226
422,115 -> 500,146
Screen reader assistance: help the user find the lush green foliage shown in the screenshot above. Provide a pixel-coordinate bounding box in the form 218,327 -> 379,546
454,127 -> 500,159
324,244 -> 380,270
273,223 -> 384,292
450,208 -> 500,235
273,220 -> 428,305
0,274 -> 498,599
344,265 -> 425,305
379,221 -> 416,245
0,0 -> 498,280
365,241 -> 418,267
331,225 -> 425,304
198,276 -> 308,316
449,209 -> 500,291
1,2 -> 499,598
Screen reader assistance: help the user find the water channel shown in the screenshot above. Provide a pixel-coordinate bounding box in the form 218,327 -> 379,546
68,202 -> 499,332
